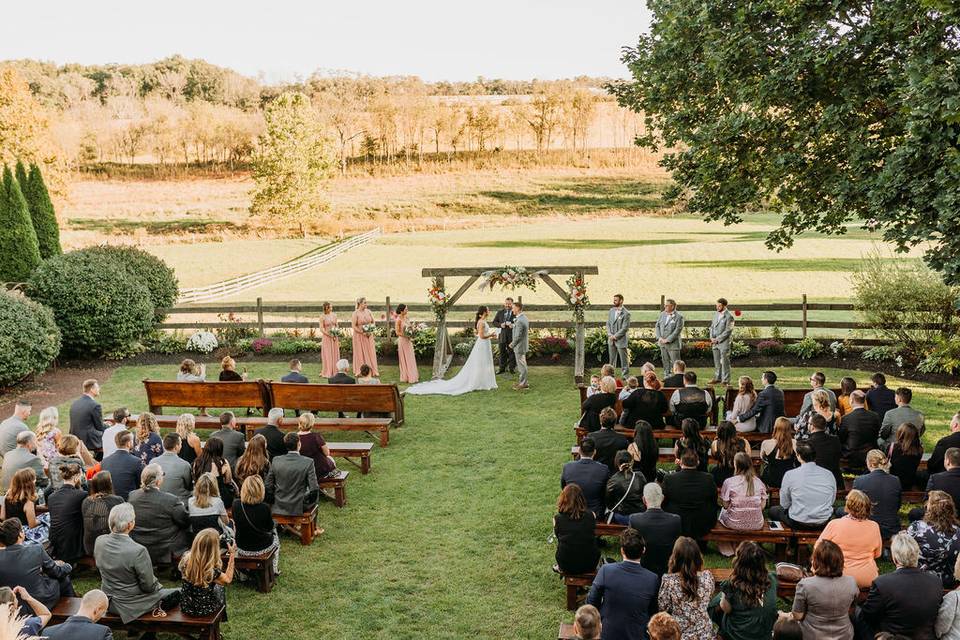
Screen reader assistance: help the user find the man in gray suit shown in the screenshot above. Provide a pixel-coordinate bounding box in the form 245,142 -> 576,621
210,411 -> 246,471
266,433 -> 319,516
0,400 -> 30,459
509,301 -> 530,390
879,387 -> 926,445
655,299 -> 685,377
0,431 -> 47,492
606,294 -> 631,378
95,502 -> 179,624
708,297 -> 735,385
153,433 -> 193,503
127,464 -> 190,565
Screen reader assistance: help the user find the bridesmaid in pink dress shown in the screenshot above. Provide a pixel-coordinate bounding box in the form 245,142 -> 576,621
351,297 -> 379,377
395,304 -> 419,383
320,302 -> 340,378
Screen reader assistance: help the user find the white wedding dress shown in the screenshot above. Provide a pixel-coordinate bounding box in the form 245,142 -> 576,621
406,321 -> 498,396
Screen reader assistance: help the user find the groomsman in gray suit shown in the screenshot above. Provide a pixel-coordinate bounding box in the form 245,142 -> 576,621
509,301 -> 530,390
709,298 -> 735,384
606,294 -> 631,377
655,298 -> 684,377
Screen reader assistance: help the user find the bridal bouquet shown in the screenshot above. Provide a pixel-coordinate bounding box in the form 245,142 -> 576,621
361,322 -> 377,334
328,326 -> 346,340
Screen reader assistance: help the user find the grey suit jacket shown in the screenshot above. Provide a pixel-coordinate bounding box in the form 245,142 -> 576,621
655,311 -> 685,348
127,487 -> 190,564
0,416 -> 27,458
509,313 -> 530,355
43,615 -> 114,640
95,532 -> 176,623
798,387 -> 838,415
607,307 -> 631,348
265,452 -> 319,516
153,452 -> 193,503
69,394 -> 107,451
210,428 -> 246,470
709,309 -> 735,345
880,405 -> 926,443
0,447 -> 48,491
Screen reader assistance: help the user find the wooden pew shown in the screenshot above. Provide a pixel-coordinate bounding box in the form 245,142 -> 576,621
559,622 -> 578,639
243,417 -> 393,448
268,382 -> 405,425
143,379 -> 271,415
722,387 -> 869,418
577,386 -> 719,425
274,504 -> 320,545
573,425 -> 766,446
319,469 -> 349,507
561,572 -> 596,611
234,547 -> 278,593
49,597 -> 224,639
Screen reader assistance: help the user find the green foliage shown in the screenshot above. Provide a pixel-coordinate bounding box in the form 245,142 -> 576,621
27,250 -> 154,356
757,340 -> 784,356
142,329 -> 187,355
628,338 -> 659,364
784,338 -> 825,361
453,339 -> 475,358
267,338 -> 322,355
730,341 -> 750,359
0,291 -> 60,385
410,327 -> 436,357
0,165 -> 41,281
861,345 -> 902,363
683,340 -> 714,359
584,328 -> 608,363
22,164 -> 61,258
918,337 -> 960,375
77,245 -> 178,320
530,335 -> 573,358
611,1 -> 960,282
770,325 -> 785,341
214,313 -> 258,347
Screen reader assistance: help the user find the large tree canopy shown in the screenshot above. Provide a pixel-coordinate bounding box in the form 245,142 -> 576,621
611,1 -> 960,282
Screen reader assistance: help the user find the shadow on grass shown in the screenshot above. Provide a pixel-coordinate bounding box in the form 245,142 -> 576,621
70,217 -> 247,235
672,258 -> 918,271
461,238 -> 694,250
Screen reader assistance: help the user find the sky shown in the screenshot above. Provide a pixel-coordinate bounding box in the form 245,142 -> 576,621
0,1 -> 652,82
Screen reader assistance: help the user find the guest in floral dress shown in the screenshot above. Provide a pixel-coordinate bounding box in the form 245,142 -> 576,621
658,536 -> 716,639
0,469 -> 49,545
132,412 -> 164,466
350,297 -> 379,377
718,453 -> 767,555
320,302 -> 341,378
395,304 -> 419,383
908,490 -> 960,588
179,528 -> 235,620
34,407 -> 61,475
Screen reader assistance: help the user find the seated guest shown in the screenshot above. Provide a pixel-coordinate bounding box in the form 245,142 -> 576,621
297,412 -> 338,480
668,371 -> 712,429
580,376 -> 617,433
99,430 -> 143,500
737,370 -> 785,435
818,490 -> 882,588
586,374 -> 601,398
797,371 -> 837,415
866,372 -> 897,421
859,532 -> 943,639
888,421 -> 923,490
128,464 -> 190,565
759,417 -> 798,488
42,588 -> 110,639
838,390 -> 880,472
188,473 -> 232,538
81,471 -> 124,556
0,585 -> 51,637
255,408 -> 288,460
806,413 -> 843,489
235,434 -> 271,486
930,413 -> 960,475
265,433 -> 319,517
662,360 -> 685,388
154,433 -> 194,504
619,376 -> 639,402
572,604 -> 601,640
95,503 -> 180,624
769,442 -> 835,530
605,451 -> 646,525
34,406 -> 61,476
101,407 -> 130,460
708,541 -> 778,640
936,555 -> 960,640
772,617 -> 802,640
600,364 -> 623,389
0,517 -> 74,609
647,612 -> 682,640
628,483 -> 681,577
928,446 -> 960,512
562,438 -> 609,519
328,358 -> 355,384
710,421 -> 751,487
880,387 -> 925,444
628,421 -> 659,484
281,358 -> 309,383
176,413 -> 203,467
592,408 -> 630,473
673,418 -> 708,473
657,536 -> 714,638
132,411 -> 163,466
718,453 -> 767,544
47,463 -> 87,563
586,528 -> 659,640
727,376 -> 758,433
1,469 -> 48,545
179,528 -> 235,618
663,450 -> 718,542
836,376 -> 859,419
210,411 -> 246,472
790,539 -> 858,639
356,363 -> 380,384
620,371 -> 668,429
192,436 -> 235,504
553,484 -> 600,575
218,355 -> 245,381
852,449 -> 903,540
908,490 -> 960,588
795,389 -> 838,440
68,379 -> 107,454
0,431 -> 47,492
233,476 -> 280,577
46,434 -> 94,490
177,358 -> 206,382
0,400 -> 31,457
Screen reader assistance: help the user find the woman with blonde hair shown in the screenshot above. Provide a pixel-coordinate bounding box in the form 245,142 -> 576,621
760,417 -> 798,488
188,473 -> 232,538
235,435 -> 270,486
218,356 -> 245,382
234,475 -> 280,575
728,376 -> 758,432
176,413 -> 203,466
132,411 -> 163,465
796,389 -> 837,439
908,490 -> 960,587
179,528 -> 235,618
851,449 -> 902,540
297,413 -> 337,479
580,376 -> 618,433
817,489 -> 882,587
34,407 -> 61,473
320,301 -> 341,378
0,469 -> 49,545
350,297 -> 379,377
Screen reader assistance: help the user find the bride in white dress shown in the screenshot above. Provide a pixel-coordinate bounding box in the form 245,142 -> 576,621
406,306 -> 498,396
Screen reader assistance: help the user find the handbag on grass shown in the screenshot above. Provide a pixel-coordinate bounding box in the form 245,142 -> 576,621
775,562 -> 809,584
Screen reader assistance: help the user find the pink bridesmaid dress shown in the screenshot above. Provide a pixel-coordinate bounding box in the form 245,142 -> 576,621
351,308 -> 379,376
321,313 -> 340,378
396,319 -> 419,383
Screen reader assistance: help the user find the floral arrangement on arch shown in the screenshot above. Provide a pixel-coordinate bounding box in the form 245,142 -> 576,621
566,274 -> 590,322
478,266 -> 546,292
428,277 -> 451,321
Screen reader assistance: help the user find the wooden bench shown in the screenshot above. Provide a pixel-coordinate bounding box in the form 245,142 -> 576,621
723,386 -> 869,418
319,469 -> 349,507
578,385 -> 719,425
243,417 -> 393,448
49,597 -> 224,640
561,572 -> 596,611
273,504 -> 320,545
235,546 -> 278,593
327,442 -> 374,474
559,622 -> 578,639
573,425 -> 766,446
704,522 -> 794,560
143,379 -> 271,415
269,381 -> 405,425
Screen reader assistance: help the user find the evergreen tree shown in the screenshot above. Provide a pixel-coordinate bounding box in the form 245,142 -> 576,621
14,161 -> 27,189
23,164 -> 62,258
0,166 -> 41,281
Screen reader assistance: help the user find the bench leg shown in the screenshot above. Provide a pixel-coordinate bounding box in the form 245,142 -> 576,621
361,454 -> 370,474
334,485 -> 346,508
257,563 -> 275,593
379,428 -> 389,447
566,584 -> 578,611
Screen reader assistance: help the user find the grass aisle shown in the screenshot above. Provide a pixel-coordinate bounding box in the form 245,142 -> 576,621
62,363 -> 959,639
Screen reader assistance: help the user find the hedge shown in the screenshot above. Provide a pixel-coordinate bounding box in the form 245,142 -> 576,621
0,291 -> 61,386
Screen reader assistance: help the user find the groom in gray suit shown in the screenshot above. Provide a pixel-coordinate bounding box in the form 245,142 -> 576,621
509,301 -> 530,390
709,297 -> 735,384
606,294 -> 631,377
655,298 -> 685,377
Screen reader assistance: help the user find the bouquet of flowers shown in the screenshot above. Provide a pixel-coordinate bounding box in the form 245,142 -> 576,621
404,322 -> 429,338
566,274 -> 590,323
186,330 -> 219,354
328,326 -> 346,340
428,278 -> 450,321
361,322 -> 377,334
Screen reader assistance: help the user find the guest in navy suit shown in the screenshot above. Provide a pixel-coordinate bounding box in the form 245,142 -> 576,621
586,528 -> 660,640
43,589 -> 112,639
99,431 -> 143,500
562,438 -> 610,519
280,359 -> 309,383
737,371 -> 785,434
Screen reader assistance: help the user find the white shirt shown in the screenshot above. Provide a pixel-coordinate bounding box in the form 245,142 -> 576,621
101,424 -> 127,459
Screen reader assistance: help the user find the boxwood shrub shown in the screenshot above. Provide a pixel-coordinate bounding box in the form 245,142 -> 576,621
78,246 -> 179,319
0,291 -> 61,385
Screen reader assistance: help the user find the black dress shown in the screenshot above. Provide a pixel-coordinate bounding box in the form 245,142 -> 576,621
760,444 -> 798,488
579,393 -> 617,433
219,370 -> 244,382
179,440 -> 198,466
554,511 -> 600,575
81,494 -> 125,555
3,499 -> 27,525
889,444 -> 922,490
710,439 -> 747,488
181,568 -> 226,619
233,499 -> 275,552
620,389 -> 668,429
47,485 -> 87,562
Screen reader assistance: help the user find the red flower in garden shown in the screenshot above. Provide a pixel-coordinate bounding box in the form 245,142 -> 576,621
734,309 -> 742,317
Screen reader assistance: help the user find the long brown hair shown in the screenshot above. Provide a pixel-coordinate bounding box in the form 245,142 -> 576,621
137,411 -> 159,444
667,536 -> 703,601
6,469 -> 37,504
179,528 -> 222,588
896,422 -> 923,457
734,452 -> 757,497
236,434 -> 269,483
715,421 -> 741,469
557,484 -> 587,520
926,490 -> 960,535
771,417 -> 795,458
730,542 -> 770,607
738,376 -> 757,402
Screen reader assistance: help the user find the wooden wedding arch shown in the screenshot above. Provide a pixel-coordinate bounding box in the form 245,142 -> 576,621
421,266 -> 599,382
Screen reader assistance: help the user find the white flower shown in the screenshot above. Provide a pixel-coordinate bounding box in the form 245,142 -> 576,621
186,330 -> 218,354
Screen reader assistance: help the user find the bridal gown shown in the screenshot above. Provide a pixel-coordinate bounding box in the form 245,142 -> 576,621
406,322 -> 498,396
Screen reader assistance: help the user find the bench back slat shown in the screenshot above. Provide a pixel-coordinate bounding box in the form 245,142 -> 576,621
269,382 -> 404,422
143,380 -> 270,414
723,387 -> 869,417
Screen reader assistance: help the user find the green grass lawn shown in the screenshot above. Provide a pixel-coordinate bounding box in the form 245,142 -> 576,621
51,363 -> 959,639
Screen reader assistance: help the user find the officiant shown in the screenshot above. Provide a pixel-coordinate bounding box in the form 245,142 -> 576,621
493,297 -> 517,375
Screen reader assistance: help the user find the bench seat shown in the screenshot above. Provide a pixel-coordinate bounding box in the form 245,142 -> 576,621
49,597 -> 224,640
560,572 -> 596,611
319,469 -> 349,507
243,417 -> 393,448
273,505 -> 320,545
